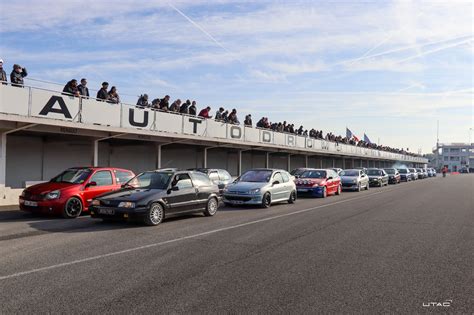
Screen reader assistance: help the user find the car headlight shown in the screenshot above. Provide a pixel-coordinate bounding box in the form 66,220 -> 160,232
45,190 -> 61,200
118,201 -> 135,208
248,188 -> 260,194
91,199 -> 100,206
21,190 -> 26,197
352,179 -> 357,183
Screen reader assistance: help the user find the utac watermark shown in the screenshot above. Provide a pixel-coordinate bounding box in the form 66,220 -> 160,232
422,299 -> 453,307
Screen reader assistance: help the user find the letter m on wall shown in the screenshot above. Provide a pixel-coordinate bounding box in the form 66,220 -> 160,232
39,96 -> 73,119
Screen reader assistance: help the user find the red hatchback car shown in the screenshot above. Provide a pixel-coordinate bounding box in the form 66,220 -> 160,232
295,169 -> 342,198
19,167 -> 135,218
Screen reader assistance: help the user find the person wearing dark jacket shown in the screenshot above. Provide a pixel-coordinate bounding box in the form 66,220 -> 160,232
179,99 -> 191,114
62,79 -> 80,97
77,78 -> 89,98
169,99 -> 181,112
10,64 -> 27,87
137,94 -> 150,107
96,82 -> 109,101
189,101 -> 197,116
244,114 -> 252,126
107,86 -> 120,104
0,59 -> 7,84
227,109 -> 239,124
159,95 -> 170,111
215,107 -> 225,121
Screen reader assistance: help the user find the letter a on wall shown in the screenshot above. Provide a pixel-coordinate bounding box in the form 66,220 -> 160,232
39,96 -> 72,119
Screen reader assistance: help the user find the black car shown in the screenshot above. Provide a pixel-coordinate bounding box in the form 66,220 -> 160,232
90,170 -> 220,226
367,168 -> 389,187
383,168 -> 401,184
187,168 -> 233,193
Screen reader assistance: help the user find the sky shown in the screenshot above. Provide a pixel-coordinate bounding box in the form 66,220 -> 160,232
0,0 -> 472,154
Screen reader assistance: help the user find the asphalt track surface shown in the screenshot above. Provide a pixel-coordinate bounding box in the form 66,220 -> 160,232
0,174 -> 472,313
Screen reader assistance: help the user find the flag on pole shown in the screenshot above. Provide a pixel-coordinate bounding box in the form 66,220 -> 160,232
364,133 -> 372,144
353,134 -> 360,142
346,127 -> 353,139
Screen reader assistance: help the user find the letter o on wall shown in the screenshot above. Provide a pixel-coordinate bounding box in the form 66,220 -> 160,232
230,126 -> 242,139
262,131 -> 272,143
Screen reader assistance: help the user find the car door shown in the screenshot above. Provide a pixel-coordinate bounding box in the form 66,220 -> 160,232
82,170 -> 116,206
165,173 -> 197,213
360,171 -> 368,187
327,170 -> 338,193
270,172 -> 286,200
190,172 -> 215,208
281,171 -> 293,198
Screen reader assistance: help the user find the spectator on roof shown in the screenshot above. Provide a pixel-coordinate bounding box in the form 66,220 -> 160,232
227,109 -> 239,124
96,82 -> 109,101
77,78 -> 89,98
10,64 -> 27,87
107,86 -> 120,104
62,79 -> 80,97
244,114 -> 252,126
151,97 -> 160,109
169,99 -> 181,112
198,106 -> 211,118
137,94 -> 150,107
215,107 -> 225,121
0,59 -> 7,84
159,95 -> 170,111
189,101 -> 197,116
180,99 -> 191,114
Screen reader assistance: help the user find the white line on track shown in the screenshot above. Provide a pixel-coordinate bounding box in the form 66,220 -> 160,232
0,187 -> 401,281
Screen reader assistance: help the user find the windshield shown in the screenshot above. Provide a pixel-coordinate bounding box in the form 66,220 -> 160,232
301,170 -> 326,179
384,169 -> 395,174
50,169 -> 92,184
340,170 -> 359,177
239,170 -> 273,183
367,170 -> 382,176
125,172 -> 173,189
290,168 -> 306,176
398,169 -> 408,173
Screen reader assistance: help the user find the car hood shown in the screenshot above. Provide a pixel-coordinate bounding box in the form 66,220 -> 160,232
97,188 -> 165,202
296,178 -> 326,185
340,176 -> 359,181
226,182 -> 268,192
26,182 -> 77,195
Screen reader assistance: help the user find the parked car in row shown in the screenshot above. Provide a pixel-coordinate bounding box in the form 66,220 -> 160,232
223,169 -> 296,208
367,168 -> 389,187
331,168 -> 343,175
354,167 -> 368,174
188,168 -> 233,193
90,170 -> 220,226
397,168 -> 412,182
290,168 -> 311,178
408,168 -> 418,180
340,169 -> 369,191
19,167 -> 135,218
384,168 -> 401,184
295,169 -> 341,198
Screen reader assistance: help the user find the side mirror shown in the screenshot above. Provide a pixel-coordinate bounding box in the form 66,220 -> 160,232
272,181 -> 280,186
168,186 -> 179,194
86,181 -> 97,188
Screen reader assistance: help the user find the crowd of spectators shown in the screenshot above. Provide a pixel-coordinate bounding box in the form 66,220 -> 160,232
0,59 -> 421,157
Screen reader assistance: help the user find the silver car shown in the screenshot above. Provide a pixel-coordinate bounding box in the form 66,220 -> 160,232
223,169 -> 296,208
340,169 -> 369,191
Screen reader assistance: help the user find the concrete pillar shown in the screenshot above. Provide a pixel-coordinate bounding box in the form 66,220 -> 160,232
287,154 -> 291,171
265,152 -> 270,168
332,158 -> 335,168
238,150 -> 242,175
320,158 -> 323,168
203,147 -> 208,168
305,155 -> 308,168
93,139 -> 99,167
0,133 -> 6,186
157,144 -> 163,169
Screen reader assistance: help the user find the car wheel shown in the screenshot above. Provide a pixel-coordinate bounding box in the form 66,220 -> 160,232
204,197 -> 218,217
288,191 -> 296,204
365,182 -> 369,190
357,183 -> 361,192
335,185 -> 342,195
143,203 -> 164,226
63,197 -> 83,218
321,186 -> 327,198
261,192 -> 271,208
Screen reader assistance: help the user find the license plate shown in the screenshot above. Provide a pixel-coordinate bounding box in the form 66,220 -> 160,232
297,189 -> 308,192
24,200 -> 38,207
231,200 -> 244,204
99,208 -> 115,215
